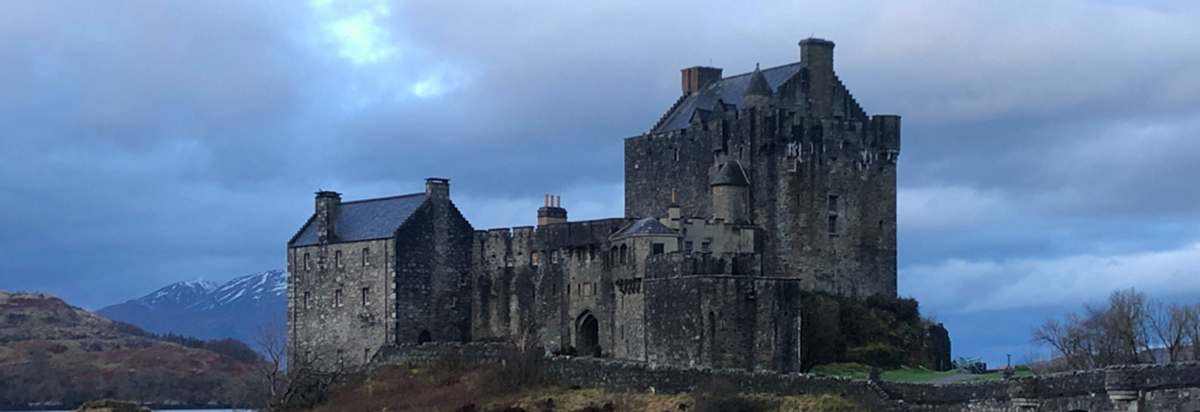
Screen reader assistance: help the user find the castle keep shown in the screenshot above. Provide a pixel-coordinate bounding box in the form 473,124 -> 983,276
287,39 -> 899,373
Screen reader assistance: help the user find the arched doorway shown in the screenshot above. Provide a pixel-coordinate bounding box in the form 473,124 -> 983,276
577,312 -> 600,357
417,330 -> 431,345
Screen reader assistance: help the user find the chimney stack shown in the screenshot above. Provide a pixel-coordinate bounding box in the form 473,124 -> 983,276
315,190 -> 341,244
537,194 -> 568,226
799,38 -> 835,116
425,178 -> 450,200
681,66 -> 723,95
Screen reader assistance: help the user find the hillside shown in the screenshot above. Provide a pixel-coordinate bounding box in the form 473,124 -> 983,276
0,289 -> 261,409
98,269 -> 287,348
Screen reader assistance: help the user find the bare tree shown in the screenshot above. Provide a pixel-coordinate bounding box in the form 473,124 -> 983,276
1033,288 -> 1157,371
1146,301 -> 1195,363
255,324 -> 346,411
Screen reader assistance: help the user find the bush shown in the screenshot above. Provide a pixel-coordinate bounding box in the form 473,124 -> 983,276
202,338 -> 261,364
845,343 -> 906,369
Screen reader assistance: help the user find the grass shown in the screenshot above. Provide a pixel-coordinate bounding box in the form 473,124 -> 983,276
808,363 -> 1037,383
311,364 -> 868,412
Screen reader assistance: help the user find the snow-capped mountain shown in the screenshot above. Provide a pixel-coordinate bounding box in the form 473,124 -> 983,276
98,269 -> 287,347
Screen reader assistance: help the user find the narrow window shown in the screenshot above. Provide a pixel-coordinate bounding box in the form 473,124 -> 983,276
334,250 -> 342,268
828,215 -> 838,233
828,195 -> 839,212
334,289 -> 342,307
362,287 -> 370,306
304,253 -> 310,270
362,248 -> 370,266
567,284 -> 571,295
619,244 -> 628,264
303,292 -> 310,310
364,348 -> 371,364
531,251 -> 539,266
684,241 -> 694,253
652,243 -> 664,255
674,148 -> 679,161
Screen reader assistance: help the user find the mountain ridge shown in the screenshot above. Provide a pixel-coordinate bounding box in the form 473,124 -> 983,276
98,269 -> 287,348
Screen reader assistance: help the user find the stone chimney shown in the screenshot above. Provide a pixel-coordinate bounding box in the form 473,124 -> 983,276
425,178 -> 450,200
315,190 -> 341,244
537,195 -> 567,226
800,38 -> 835,116
681,66 -> 723,95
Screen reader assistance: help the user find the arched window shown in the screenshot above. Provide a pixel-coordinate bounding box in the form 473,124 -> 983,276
619,244 -> 628,264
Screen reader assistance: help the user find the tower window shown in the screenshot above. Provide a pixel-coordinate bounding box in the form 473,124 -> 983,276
334,250 -> 343,268
828,195 -> 839,212
828,216 -> 838,233
304,253 -> 310,270
531,251 -> 539,266
303,292 -> 310,310
652,243 -> 664,255
362,248 -> 370,266
334,289 -> 342,307
362,287 -> 370,306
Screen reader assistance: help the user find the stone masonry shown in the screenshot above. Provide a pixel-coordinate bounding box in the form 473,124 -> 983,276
288,38 -> 901,374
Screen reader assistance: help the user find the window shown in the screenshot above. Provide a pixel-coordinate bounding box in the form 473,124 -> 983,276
701,242 -> 710,252
828,195 -> 839,212
567,284 -> 571,295
364,348 -> 371,364
304,253 -> 310,270
334,289 -> 342,307
684,241 -> 693,253
362,248 -> 370,266
303,292 -> 310,310
362,287 -> 370,306
652,243 -> 664,255
619,244 -> 628,264
531,251 -> 539,266
334,250 -> 343,268
828,215 -> 838,233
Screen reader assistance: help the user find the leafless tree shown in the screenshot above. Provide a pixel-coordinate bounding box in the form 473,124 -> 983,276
1146,301 -> 1196,362
1033,288 -> 1157,370
255,324 -> 345,411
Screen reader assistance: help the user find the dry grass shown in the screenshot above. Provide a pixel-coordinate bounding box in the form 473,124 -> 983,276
308,364 -> 866,412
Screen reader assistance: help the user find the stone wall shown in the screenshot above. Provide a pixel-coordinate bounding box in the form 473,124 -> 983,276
394,197 -> 476,344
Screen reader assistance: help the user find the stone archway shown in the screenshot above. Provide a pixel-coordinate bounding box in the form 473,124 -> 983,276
577,312 -> 600,357
417,330 -> 431,345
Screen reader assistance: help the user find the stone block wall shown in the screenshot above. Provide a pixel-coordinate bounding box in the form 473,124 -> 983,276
394,198 -> 475,344
288,237 -> 393,371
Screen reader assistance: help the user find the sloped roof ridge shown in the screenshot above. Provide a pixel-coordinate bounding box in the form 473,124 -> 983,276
339,192 -> 424,205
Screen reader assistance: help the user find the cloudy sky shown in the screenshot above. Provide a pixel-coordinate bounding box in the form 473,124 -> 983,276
3,0 -> 1200,365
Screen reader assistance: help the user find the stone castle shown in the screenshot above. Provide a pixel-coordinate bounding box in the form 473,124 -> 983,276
286,38 -> 899,373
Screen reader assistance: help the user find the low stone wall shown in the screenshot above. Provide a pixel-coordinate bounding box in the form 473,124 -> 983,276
370,343 -> 1200,412
372,342 -> 504,368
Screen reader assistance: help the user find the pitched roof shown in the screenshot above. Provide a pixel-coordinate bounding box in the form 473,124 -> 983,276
652,62 -> 800,133
744,66 -> 772,96
711,161 -> 750,186
289,193 -> 427,247
612,217 -> 679,239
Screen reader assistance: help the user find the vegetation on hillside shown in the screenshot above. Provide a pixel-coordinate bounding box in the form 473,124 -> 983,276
800,291 -> 944,371
0,289 -> 268,409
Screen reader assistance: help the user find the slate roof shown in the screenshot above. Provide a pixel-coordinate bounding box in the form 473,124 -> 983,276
612,217 -> 679,239
653,62 -> 801,133
711,161 -> 750,186
289,193 -> 427,247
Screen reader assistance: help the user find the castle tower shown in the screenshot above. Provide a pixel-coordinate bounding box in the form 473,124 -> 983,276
711,161 -> 750,224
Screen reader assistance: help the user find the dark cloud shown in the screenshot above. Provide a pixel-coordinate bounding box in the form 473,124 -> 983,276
3,0 -> 1200,366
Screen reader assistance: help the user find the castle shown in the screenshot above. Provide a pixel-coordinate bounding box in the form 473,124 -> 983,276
286,38 -> 899,373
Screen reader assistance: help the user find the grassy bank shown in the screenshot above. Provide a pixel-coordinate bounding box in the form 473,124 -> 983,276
308,364 -> 866,412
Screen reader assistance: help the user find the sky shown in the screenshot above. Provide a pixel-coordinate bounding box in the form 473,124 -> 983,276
2,0 -> 1200,366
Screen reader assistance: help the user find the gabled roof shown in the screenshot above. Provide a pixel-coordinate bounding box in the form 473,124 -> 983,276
611,217 -> 679,240
653,62 -> 800,133
289,193 -> 427,247
744,66 -> 772,96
